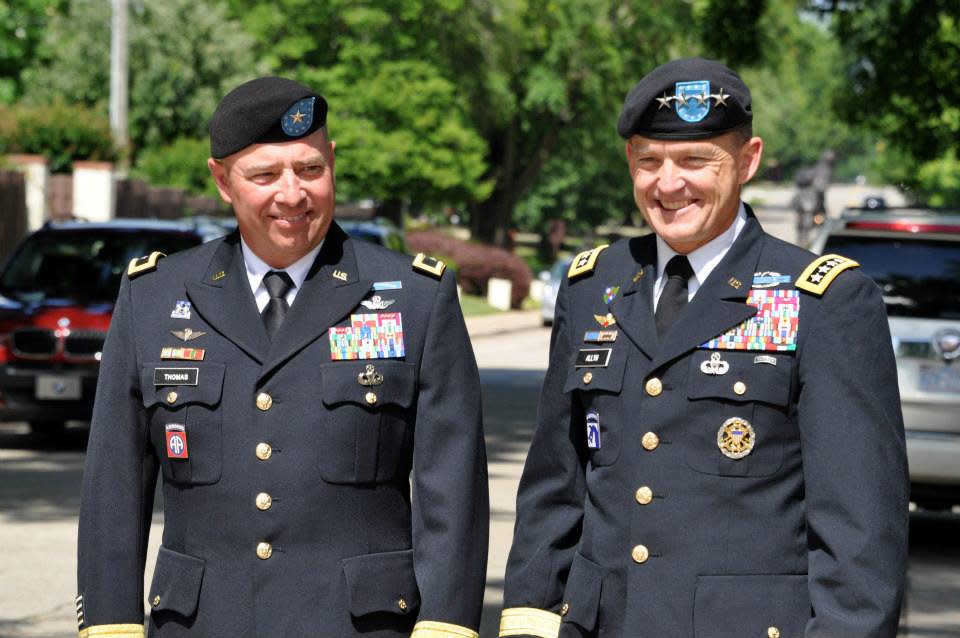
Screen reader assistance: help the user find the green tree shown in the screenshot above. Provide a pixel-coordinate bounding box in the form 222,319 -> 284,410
21,0 -> 261,156
0,0 -> 57,103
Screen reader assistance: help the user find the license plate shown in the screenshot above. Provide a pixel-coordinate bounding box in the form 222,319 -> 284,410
918,363 -> 960,394
35,375 -> 82,400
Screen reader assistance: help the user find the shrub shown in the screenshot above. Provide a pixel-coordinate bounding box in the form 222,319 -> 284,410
134,137 -> 217,196
0,101 -> 115,172
407,230 -> 532,308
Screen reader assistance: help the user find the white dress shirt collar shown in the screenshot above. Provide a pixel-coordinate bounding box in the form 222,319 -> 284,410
240,236 -> 324,312
654,202 -> 748,308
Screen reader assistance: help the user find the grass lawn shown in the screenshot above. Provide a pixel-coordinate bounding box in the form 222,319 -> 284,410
458,294 -> 506,316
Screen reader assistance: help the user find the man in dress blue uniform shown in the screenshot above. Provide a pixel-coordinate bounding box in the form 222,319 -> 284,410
499,58 -> 908,638
76,77 -> 488,638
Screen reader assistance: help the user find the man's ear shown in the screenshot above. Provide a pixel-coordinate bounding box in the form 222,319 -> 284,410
738,137 -> 764,185
208,158 -> 233,204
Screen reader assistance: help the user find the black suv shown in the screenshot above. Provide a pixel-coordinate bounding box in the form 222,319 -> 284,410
0,219 -> 225,434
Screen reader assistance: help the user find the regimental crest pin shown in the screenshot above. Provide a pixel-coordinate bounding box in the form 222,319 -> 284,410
586,411 -> 601,449
675,80 -> 711,122
281,96 -> 315,137
170,300 -> 192,319
602,286 -> 620,304
361,295 -> 395,311
717,417 -> 755,459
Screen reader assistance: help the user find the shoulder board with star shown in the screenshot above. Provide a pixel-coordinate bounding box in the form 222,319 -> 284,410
795,253 -> 859,296
568,245 -> 609,280
412,253 -> 446,279
126,251 -> 166,279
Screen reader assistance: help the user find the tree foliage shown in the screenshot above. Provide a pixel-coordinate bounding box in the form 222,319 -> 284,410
0,0 -> 56,103
0,99 -> 115,172
21,0 -> 261,155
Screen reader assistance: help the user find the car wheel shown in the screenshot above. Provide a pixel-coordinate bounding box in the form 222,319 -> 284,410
29,420 -> 66,435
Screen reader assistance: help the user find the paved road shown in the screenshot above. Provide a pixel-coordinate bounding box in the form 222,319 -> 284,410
2,320 -> 958,637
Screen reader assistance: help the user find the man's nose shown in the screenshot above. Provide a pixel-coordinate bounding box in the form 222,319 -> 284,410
656,161 -> 685,192
275,170 -> 305,206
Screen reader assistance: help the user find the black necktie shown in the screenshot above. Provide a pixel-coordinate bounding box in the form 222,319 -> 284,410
261,270 -> 294,339
655,255 -> 694,335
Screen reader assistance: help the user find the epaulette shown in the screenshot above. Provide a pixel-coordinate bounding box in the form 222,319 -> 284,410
796,253 -> 859,296
412,253 -> 445,279
568,245 -> 609,280
127,251 -> 166,279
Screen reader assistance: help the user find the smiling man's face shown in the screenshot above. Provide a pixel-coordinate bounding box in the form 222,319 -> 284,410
626,130 -> 762,254
209,128 -> 335,268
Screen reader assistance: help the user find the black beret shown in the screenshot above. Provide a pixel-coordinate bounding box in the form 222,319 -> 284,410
209,76 -> 328,158
617,57 -> 751,140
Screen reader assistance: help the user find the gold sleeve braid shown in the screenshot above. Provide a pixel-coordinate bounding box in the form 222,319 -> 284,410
410,620 -> 480,637
499,607 -> 562,638
78,624 -> 144,638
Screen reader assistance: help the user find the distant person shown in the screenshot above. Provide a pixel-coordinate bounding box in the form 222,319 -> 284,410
499,58 -> 907,638
77,77 -> 488,638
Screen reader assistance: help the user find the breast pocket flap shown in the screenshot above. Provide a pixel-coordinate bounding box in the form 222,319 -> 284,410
148,546 -> 205,618
341,549 -> 421,617
140,362 -> 225,408
562,349 -> 627,394
321,361 -> 416,409
688,352 -> 792,406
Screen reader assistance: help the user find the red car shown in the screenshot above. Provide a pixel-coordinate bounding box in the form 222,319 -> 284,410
0,219 -> 225,434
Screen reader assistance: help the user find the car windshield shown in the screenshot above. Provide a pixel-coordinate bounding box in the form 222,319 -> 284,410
822,234 -> 960,319
0,229 -> 200,303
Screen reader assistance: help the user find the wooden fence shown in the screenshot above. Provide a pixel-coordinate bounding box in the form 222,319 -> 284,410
0,170 -> 27,265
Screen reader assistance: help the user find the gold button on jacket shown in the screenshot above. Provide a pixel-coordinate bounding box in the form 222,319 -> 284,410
256,542 -> 273,560
631,544 -> 649,564
645,377 -> 663,396
635,486 -> 654,505
641,432 -> 660,451
255,392 -> 273,411
255,492 -> 273,511
255,442 -> 272,460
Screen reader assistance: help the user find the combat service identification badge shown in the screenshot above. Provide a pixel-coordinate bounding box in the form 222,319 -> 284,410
717,417 -> 755,459
586,411 -> 601,449
165,424 -> 189,459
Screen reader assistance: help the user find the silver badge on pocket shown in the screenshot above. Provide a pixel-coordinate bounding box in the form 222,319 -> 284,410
357,364 -> 384,386
700,352 -> 730,375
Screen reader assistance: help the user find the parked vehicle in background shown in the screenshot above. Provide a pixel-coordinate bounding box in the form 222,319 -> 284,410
539,257 -> 572,326
0,219 -> 226,434
338,218 -> 408,253
809,207 -> 960,510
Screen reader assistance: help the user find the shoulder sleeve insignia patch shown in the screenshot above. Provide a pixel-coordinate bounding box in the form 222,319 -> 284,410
795,253 -> 859,296
412,253 -> 446,279
568,245 -> 609,280
127,251 -> 166,279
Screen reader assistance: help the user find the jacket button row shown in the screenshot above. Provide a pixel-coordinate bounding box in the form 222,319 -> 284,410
641,432 -> 660,451
635,486 -> 654,505
631,544 -> 649,564
645,377 -> 662,396
256,393 -> 273,411
255,492 -> 273,511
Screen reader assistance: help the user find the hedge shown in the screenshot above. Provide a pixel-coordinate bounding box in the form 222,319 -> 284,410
407,230 -> 532,308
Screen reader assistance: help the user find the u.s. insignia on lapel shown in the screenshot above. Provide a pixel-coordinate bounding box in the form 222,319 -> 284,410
332,269 -> 349,282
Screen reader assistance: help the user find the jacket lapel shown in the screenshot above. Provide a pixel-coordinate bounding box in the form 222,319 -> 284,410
257,223 -> 371,384
185,233 -> 269,363
609,236 -> 659,359
648,213 -> 766,372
